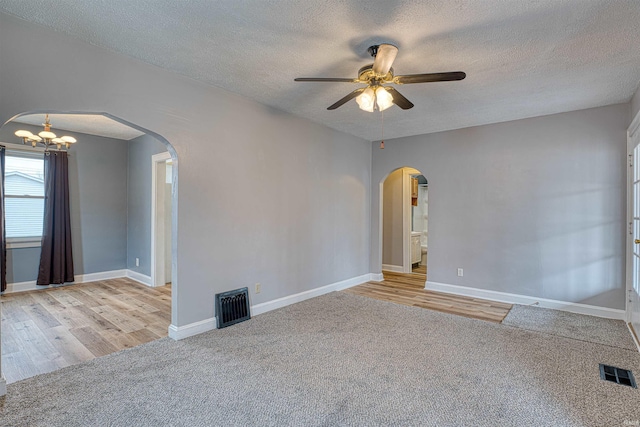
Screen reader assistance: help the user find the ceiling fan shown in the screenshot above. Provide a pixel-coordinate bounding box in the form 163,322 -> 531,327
294,44 -> 466,112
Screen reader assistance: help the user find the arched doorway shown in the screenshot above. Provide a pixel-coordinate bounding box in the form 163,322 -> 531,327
0,111 -> 178,384
380,166 -> 428,280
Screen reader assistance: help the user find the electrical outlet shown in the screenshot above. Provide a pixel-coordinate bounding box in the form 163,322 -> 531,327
136,258 -> 140,267
457,268 -> 463,277
255,283 -> 261,294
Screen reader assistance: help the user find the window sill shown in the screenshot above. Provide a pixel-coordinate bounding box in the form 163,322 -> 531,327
7,238 -> 42,249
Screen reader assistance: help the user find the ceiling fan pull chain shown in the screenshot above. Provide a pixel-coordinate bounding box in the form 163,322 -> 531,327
380,110 -> 385,149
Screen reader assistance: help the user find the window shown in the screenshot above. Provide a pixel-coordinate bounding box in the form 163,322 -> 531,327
5,151 -> 45,247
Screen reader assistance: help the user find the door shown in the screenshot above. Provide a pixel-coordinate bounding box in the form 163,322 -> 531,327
629,121 -> 640,340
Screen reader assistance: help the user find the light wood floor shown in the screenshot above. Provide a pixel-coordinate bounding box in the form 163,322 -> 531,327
344,271 -> 512,323
1,278 -> 171,384
412,264 -> 427,274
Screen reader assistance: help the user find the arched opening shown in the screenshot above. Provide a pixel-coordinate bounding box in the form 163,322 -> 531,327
380,166 -> 427,281
0,111 -> 178,384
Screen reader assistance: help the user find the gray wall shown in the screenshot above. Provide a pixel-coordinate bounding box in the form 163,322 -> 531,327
0,12 -> 372,326
371,104 -> 628,310
382,168 -> 403,267
127,134 -> 168,277
0,122 -> 128,282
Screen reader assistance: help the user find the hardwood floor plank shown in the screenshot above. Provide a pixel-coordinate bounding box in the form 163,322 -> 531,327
111,293 -> 163,314
90,305 -> 147,333
68,304 -> 121,332
1,277 -> 171,383
8,320 -> 66,372
39,325 -> 95,365
22,302 -> 63,329
344,272 -> 512,323
1,350 -> 40,384
69,326 -> 119,357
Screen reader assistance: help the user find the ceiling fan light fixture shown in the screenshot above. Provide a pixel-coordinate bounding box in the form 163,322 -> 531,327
356,86 -> 376,112
376,87 -> 393,111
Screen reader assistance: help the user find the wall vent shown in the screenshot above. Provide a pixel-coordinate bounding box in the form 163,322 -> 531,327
215,287 -> 251,328
599,364 -> 637,388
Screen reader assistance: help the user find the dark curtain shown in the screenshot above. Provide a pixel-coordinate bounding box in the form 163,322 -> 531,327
37,151 -> 74,285
0,146 -> 5,292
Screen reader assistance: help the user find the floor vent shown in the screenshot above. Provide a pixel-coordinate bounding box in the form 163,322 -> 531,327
599,364 -> 637,388
215,287 -> 251,328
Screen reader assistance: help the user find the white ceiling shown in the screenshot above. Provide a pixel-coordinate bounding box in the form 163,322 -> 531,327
13,114 -> 145,141
1,1 -> 639,141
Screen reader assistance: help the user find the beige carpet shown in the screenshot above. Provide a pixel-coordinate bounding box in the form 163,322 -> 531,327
1,292 -> 639,426
503,304 -> 637,350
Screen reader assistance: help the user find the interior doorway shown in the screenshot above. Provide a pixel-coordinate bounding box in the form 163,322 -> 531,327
410,174 -> 428,276
151,151 -> 173,287
381,167 -> 428,280
0,111 -> 178,387
628,113 -> 640,349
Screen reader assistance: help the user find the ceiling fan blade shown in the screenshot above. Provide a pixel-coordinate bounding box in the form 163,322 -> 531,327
385,87 -> 414,110
394,71 -> 466,84
294,77 -> 358,82
327,88 -> 365,110
372,44 -> 398,76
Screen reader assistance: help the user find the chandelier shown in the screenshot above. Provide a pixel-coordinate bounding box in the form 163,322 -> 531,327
14,114 -> 77,151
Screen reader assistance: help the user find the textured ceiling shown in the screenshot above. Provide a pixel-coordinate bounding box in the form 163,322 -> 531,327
1,1 -> 639,141
14,114 -> 145,141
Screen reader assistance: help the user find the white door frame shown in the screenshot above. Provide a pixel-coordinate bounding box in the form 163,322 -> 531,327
627,109 -> 640,350
151,151 -> 172,287
402,169 -> 412,273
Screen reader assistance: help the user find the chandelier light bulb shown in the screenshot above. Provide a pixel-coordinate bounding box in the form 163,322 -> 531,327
61,136 -> 76,144
15,130 -> 33,138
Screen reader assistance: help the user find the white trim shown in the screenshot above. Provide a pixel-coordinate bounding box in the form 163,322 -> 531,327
0,375 -> 6,397
402,169 -> 411,273
167,273 -> 375,341
629,109 -> 640,139
7,237 -> 41,249
126,269 -> 153,287
77,270 -> 127,284
627,323 -> 640,353
627,113 -> 640,327
151,151 -> 172,288
370,273 -> 384,282
425,280 -> 626,320
251,273 -> 373,316
382,264 -> 404,273
168,318 -> 216,340
2,269 -> 128,294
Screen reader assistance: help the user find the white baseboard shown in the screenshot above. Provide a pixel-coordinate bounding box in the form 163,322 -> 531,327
0,375 -> 6,396
628,323 -> 640,353
425,280 -> 626,320
382,264 -> 404,273
370,273 -> 384,282
2,269 -> 127,294
168,317 -> 216,340
168,272 -> 375,340
78,270 -> 127,284
126,270 -> 153,287
251,273 -> 373,317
